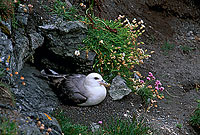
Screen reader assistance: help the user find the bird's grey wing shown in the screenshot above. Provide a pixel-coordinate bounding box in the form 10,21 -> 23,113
57,74 -> 88,105
70,74 -> 88,94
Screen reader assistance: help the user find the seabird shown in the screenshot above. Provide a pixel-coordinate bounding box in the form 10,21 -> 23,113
41,70 -> 109,106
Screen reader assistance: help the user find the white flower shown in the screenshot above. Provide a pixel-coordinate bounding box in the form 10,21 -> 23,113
74,50 -> 80,56
99,40 -> 104,44
80,3 -> 84,6
141,24 -> 145,28
124,113 -> 128,117
28,4 -> 33,8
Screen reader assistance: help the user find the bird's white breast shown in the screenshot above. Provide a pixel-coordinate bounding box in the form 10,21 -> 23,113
78,85 -> 106,106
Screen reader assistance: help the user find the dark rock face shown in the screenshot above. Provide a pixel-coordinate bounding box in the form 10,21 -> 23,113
35,19 -> 95,74
12,64 -> 58,113
145,0 -> 200,19
0,21 -> 15,78
0,7 -> 44,81
10,64 -> 61,135
17,112 -> 62,135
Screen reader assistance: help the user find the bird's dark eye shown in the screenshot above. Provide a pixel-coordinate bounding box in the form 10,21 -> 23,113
94,77 -> 99,80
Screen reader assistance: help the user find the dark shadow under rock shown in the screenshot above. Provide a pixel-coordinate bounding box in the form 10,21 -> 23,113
35,19 -> 96,74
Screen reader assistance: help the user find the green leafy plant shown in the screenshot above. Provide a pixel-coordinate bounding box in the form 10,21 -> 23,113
81,15 -> 165,103
0,117 -> 18,135
136,72 -> 165,107
97,117 -> 151,135
180,45 -> 194,54
54,109 -> 152,135
45,0 -> 80,21
82,15 -> 148,81
176,123 -> 182,129
0,0 -> 14,21
161,41 -> 175,55
190,102 -> 200,131
53,110 -> 89,135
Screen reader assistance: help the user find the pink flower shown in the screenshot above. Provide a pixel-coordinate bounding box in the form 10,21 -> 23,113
147,77 -> 150,80
152,76 -> 156,80
148,72 -> 153,77
159,87 -> 164,91
98,121 -> 102,124
155,80 -> 162,86
140,80 -> 144,84
155,86 -> 159,90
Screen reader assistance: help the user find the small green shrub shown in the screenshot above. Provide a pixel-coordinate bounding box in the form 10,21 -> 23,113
176,123 -> 182,128
45,0 -> 79,21
190,102 -> 200,130
0,117 -> 18,135
97,117 -> 151,135
0,0 -> 14,21
82,15 -> 148,81
54,109 -> 152,135
180,45 -> 194,53
161,41 -> 175,55
53,110 -> 89,135
80,15 -> 164,104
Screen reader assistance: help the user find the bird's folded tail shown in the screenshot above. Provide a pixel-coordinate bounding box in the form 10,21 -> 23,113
39,69 -> 68,86
41,69 -> 59,75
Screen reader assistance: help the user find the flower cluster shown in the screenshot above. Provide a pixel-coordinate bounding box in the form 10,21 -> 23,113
138,72 -> 165,108
82,15 -> 151,81
46,0 -> 79,21
80,3 -> 86,8
36,115 -> 52,134
81,15 -> 164,106
115,15 -> 146,37
0,55 -> 25,85
18,3 -> 33,13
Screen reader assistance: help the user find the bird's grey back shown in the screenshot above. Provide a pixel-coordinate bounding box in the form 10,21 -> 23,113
57,74 -> 88,105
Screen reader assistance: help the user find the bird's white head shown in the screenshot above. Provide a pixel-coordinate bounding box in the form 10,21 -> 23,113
84,73 -> 109,87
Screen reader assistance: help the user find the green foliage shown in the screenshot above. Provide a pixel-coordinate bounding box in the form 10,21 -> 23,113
0,117 -> 18,135
161,41 -> 175,55
97,117 -> 151,135
0,0 -> 14,21
176,123 -> 182,128
11,15 -> 20,29
137,87 -> 153,103
46,0 -> 79,21
82,16 -> 149,82
53,110 -> 89,135
190,103 -> 200,128
0,67 -> 5,78
81,15 -> 164,103
54,109 -> 152,135
180,45 -> 194,53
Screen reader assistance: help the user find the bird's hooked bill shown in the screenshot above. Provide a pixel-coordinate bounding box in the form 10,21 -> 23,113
99,80 -> 110,87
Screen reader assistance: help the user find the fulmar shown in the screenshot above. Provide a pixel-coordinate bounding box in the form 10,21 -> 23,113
41,69 -> 109,106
